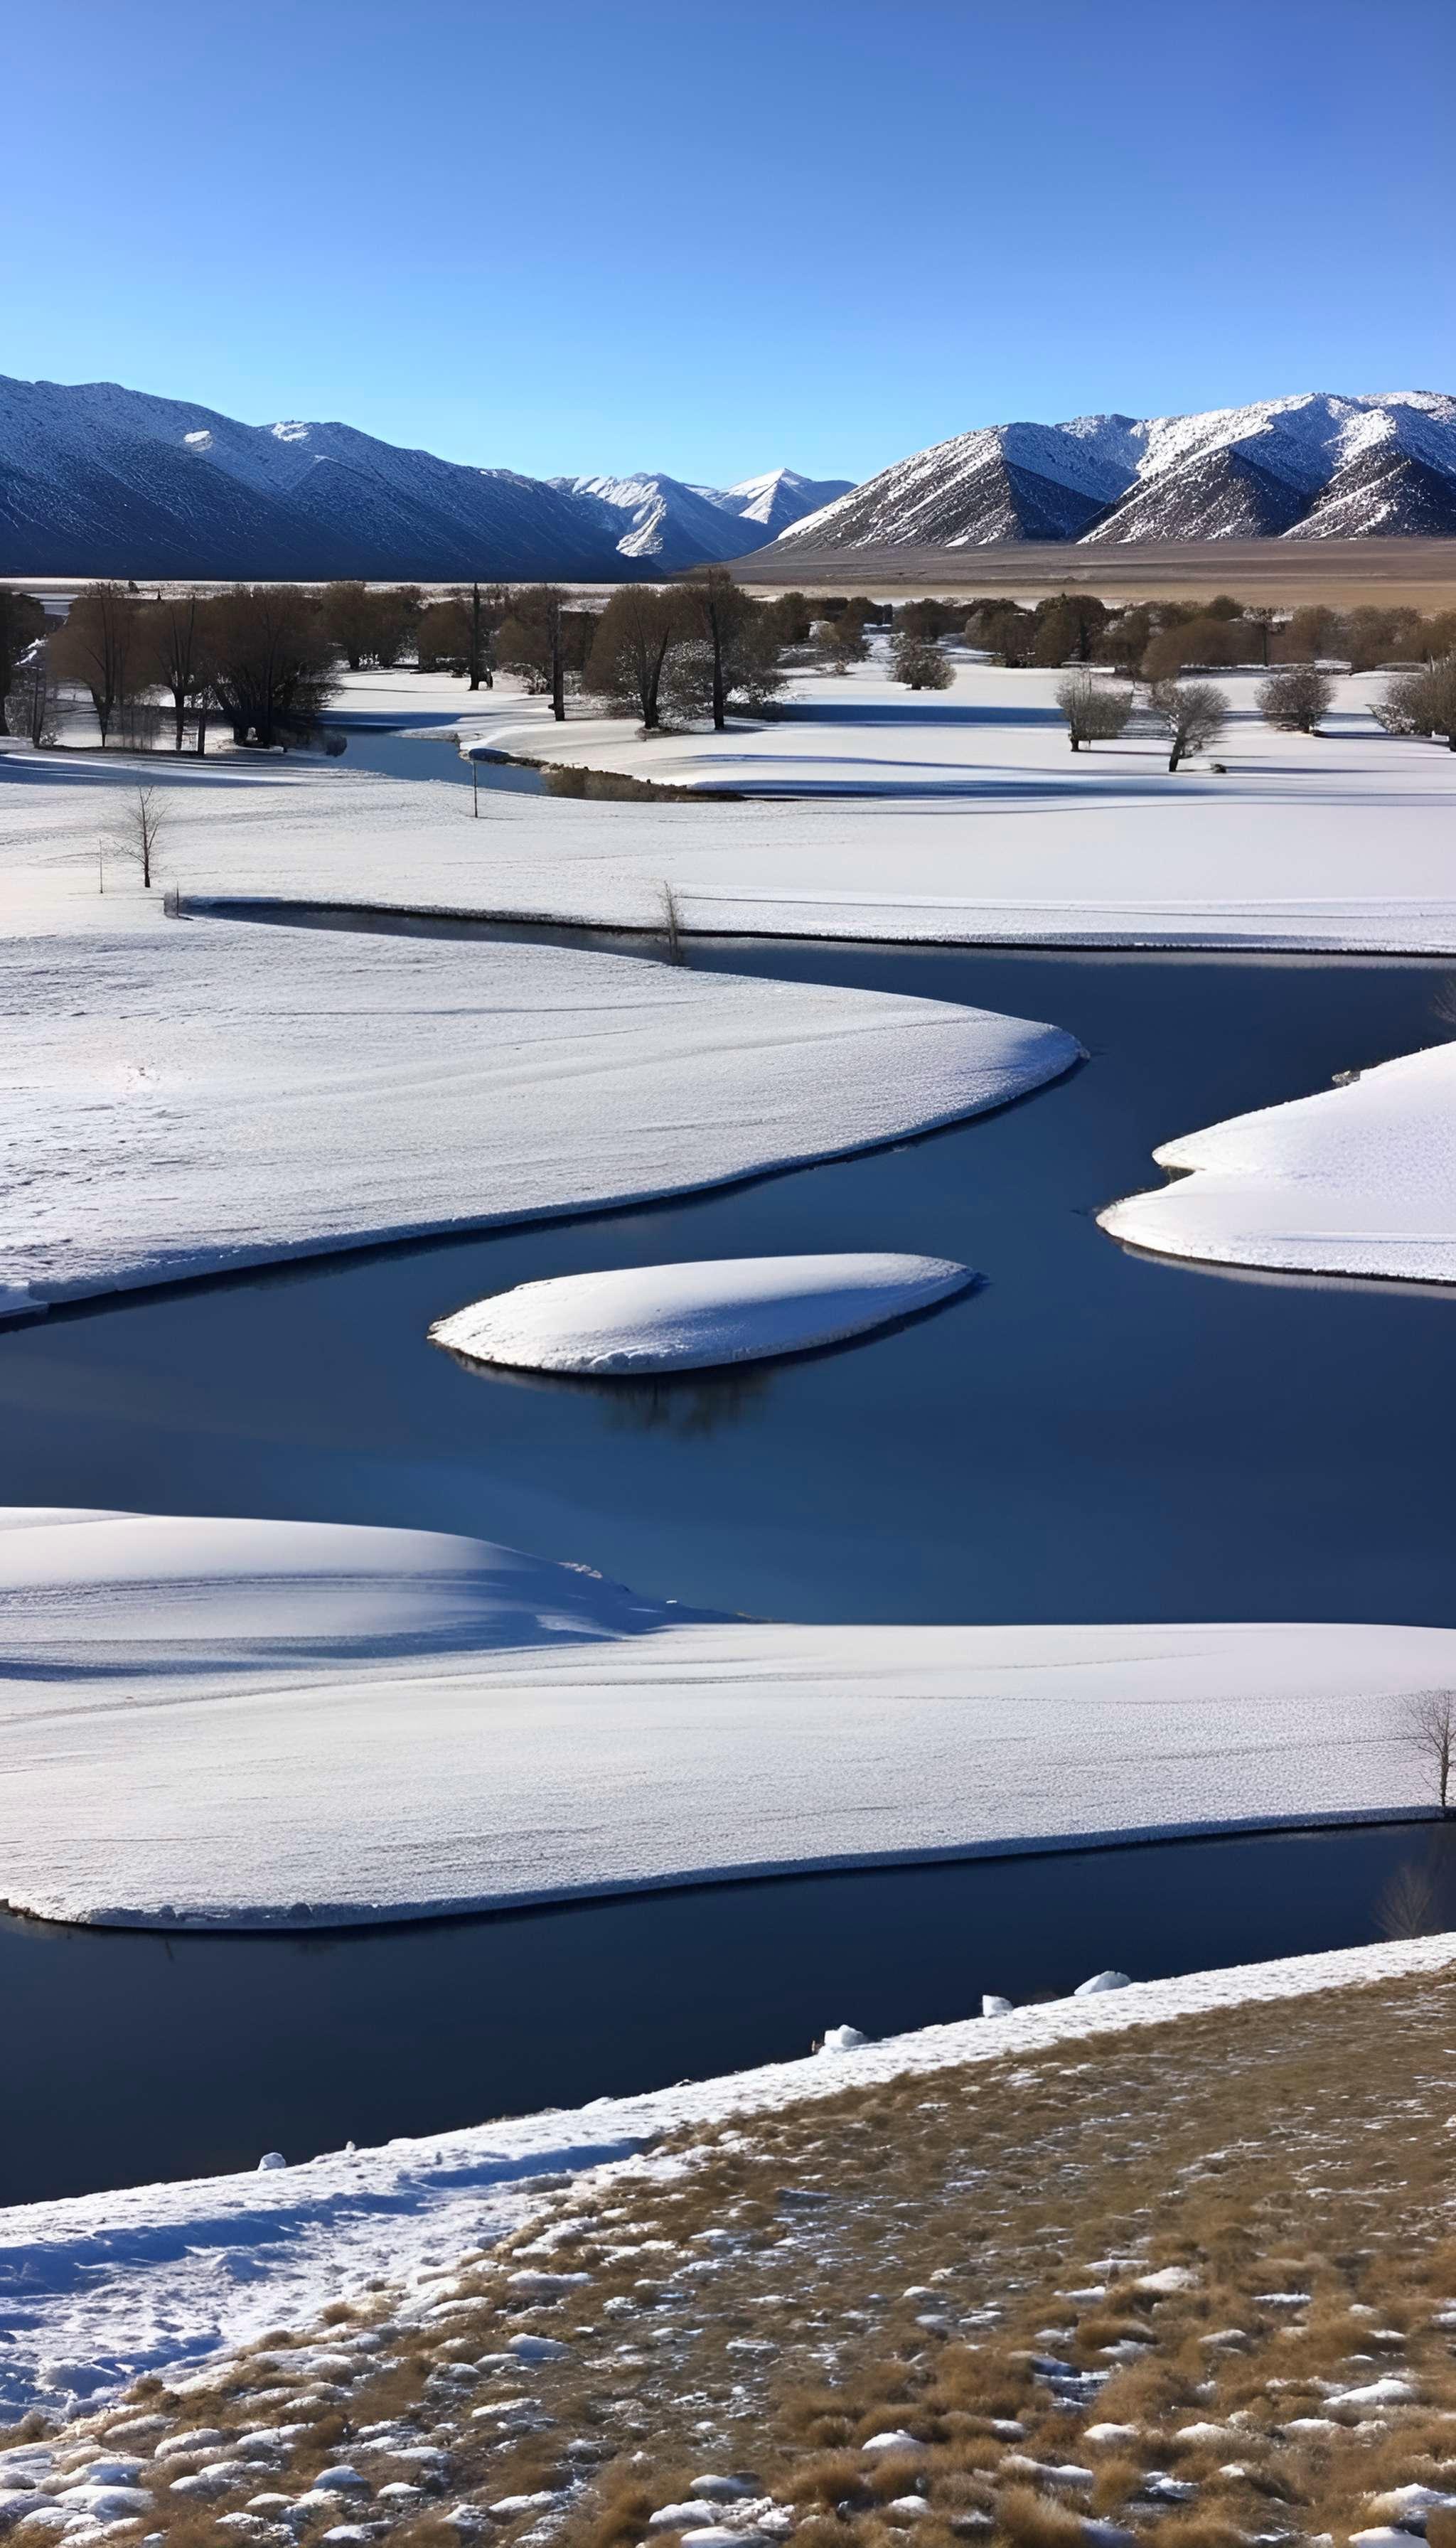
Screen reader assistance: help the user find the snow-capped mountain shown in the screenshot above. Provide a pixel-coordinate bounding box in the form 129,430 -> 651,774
548,468 -> 849,569
0,375 -> 850,579
774,393 -> 1456,553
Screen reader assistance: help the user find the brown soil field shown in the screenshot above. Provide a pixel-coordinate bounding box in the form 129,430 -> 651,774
731,538 -> 1456,612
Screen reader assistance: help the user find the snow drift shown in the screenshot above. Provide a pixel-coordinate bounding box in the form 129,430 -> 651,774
429,1253 -> 978,1376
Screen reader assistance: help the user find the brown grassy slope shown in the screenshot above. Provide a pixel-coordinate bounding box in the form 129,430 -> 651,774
31,1964 -> 1456,2548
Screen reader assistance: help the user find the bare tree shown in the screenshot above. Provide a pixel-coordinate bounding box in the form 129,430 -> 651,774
816,614 -> 869,674
586,587 -> 686,730
137,595 -> 216,751
889,630 -> 953,692
1258,664 -> 1336,734
50,582 -> 141,746
0,590 -> 47,734
496,585 -> 572,719
205,586 -> 338,746
1371,659 -> 1456,749
679,567 -> 758,729
1403,1690 -> 1456,1812
1375,1857 -> 1442,1941
1148,678 -> 1228,772
6,646 -> 68,748
110,787 -> 167,890
1054,673 -> 1133,751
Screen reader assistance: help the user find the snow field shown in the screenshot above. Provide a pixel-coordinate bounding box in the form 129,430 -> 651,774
428,1254 -> 978,1376
6,650 -> 1456,954
0,877 -> 1075,1317
1100,1039 -> 1456,1285
1,1511 -> 1452,1929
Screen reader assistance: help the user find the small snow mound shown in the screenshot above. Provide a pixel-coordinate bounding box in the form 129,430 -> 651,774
1074,1971 -> 1132,1997
820,2024 -> 868,2053
982,1994 -> 1013,2018
861,2433 -> 924,2456
1135,2265 -> 1200,2294
257,2151 -> 287,2172
430,1254 -> 978,1379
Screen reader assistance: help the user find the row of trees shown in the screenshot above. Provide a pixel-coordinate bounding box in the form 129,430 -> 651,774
2,568 -> 801,749
1053,653 -> 1456,767
961,591 -> 1456,680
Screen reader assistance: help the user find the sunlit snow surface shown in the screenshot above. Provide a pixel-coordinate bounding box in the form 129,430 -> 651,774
429,1253 -> 976,1375
1,1510 -> 1450,1932
1101,1041 -> 1456,1284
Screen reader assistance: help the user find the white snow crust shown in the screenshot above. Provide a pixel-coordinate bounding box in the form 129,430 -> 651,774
0,887 -> 1072,1317
429,1253 -> 975,1376
1101,1039 -> 1456,1284
7,654 -> 1456,957
4,1927 -> 1455,2428
1,1509 -> 1450,1932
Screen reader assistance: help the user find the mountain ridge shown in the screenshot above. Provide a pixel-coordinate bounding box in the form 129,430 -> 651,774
0,375 -> 849,579
776,392 -> 1456,554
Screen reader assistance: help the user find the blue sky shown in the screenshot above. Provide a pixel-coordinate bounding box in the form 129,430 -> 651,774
7,0 -> 1453,486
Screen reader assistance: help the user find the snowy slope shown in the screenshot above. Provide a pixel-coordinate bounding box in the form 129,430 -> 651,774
0,892 -> 1077,1317
0,375 -> 850,578
1100,1039 -> 1456,1283
774,392 -> 1456,552
1,1508 -> 1450,1929
4,1929 -> 1455,2429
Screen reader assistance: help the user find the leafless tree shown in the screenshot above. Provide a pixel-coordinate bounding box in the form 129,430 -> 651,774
1371,659 -> 1456,749
6,646 -> 68,748
136,594 -> 216,752
678,567 -> 763,728
586,587 -> 686,730
660,882 -> 685,962
816,614 -> 870,674
496,585 -> 572,719
50,582 -> 142,746
1375,1857 -> 1442,1941
205,586 -> 338,746
0,591 -> 47,734
1148,678 -> 1229,771
1258,664 -> 1336,734
1054,673 -> 1133,751
110,787 -> 167,889
889,630 -> 953,692
1403,1689 -> 1456,1811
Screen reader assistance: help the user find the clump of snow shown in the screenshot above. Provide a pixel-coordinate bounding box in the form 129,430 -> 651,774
1100,1042 -> 1456,1285
982,1995 -> 1014,2019
820,2026 -> 869,2055
1074,1971 -> 1133,1997
257,2152 -> 287,2173
430,1253 -> 977,1377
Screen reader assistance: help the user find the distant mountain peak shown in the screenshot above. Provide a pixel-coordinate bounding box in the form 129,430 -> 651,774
0,375 -> 852,579
771,391 -> 1456,554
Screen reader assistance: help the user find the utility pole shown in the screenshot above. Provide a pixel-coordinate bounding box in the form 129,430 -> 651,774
472,753 -> 479,818
469,582 -> 483,693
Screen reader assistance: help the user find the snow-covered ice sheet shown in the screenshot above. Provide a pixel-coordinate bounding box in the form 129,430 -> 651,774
0,896 -> 1074,1316
1101,1039 -> 1456,1284
3,1927 -> 1455,2428
1,1509 -> 1451,1929
429,1253 -> 976,1375
6,652 -> 1456,953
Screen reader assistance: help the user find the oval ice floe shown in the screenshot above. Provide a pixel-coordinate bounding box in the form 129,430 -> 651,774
429,1253 -> 978,1376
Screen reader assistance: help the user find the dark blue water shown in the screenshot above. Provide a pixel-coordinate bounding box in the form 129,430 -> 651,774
6,924 -> 1456,2205
3,942 -> 1453,1627
330,719 -> 546,791
0,1819 -> 1447,2205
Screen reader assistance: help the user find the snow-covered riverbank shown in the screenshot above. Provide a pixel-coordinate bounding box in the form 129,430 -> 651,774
1,1509 -> 1450,1930
3,1927 -> 1454,2430
1101,1038 -> 1456,1285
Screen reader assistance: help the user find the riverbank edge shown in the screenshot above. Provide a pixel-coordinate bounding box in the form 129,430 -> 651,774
1,1803 -> 1442,1937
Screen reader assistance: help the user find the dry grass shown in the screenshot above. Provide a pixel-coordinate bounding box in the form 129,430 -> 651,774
38,1964 -> 1456,2548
